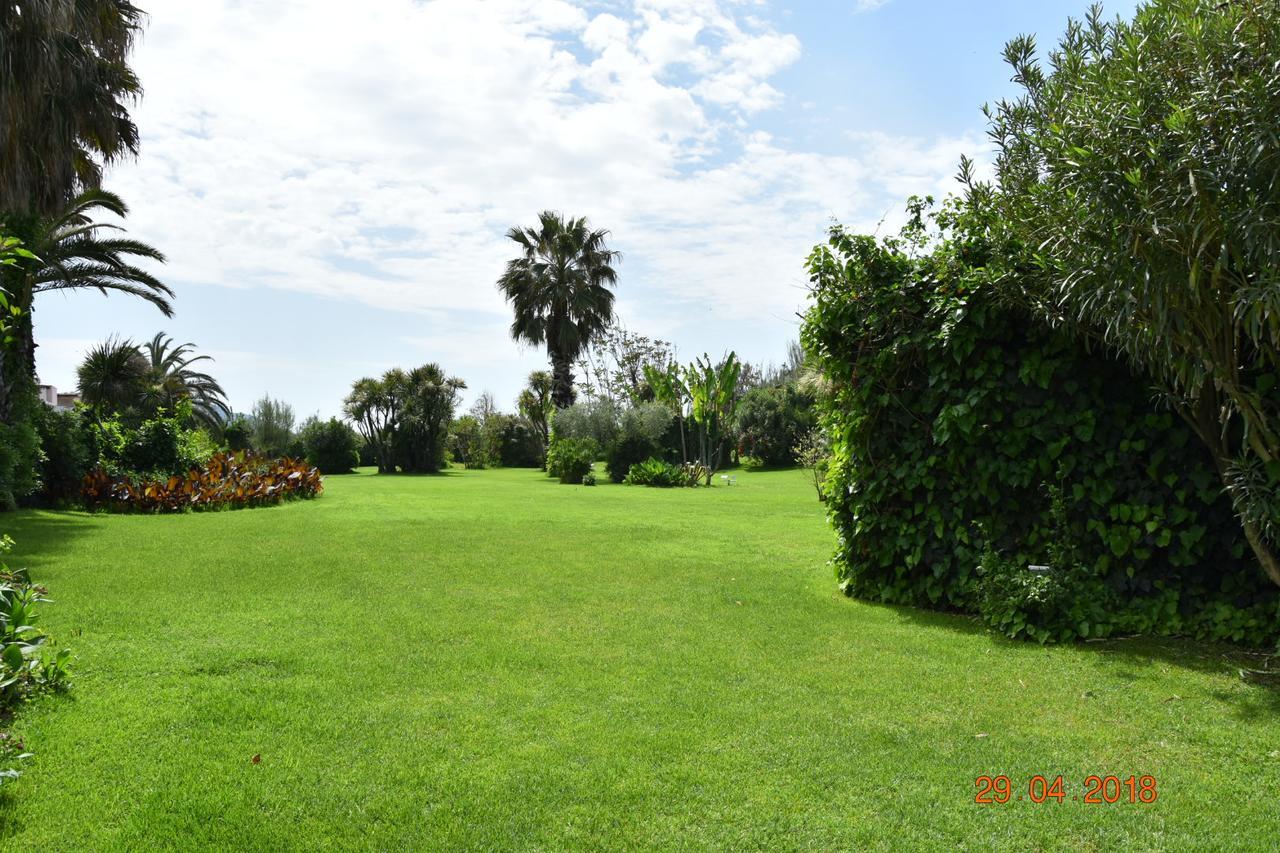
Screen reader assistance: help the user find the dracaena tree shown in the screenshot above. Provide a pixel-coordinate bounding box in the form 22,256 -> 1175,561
980,0 -> 1280,585
496,211 -> 620,409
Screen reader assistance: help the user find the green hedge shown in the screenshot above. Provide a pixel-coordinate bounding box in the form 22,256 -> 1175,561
801,208 -> 1280,645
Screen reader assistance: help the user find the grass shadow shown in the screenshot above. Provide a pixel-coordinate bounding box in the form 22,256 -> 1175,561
2,512 -> 100,573
840,590 -> 1279,710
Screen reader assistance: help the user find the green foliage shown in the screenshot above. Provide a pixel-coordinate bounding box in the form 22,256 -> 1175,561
982,0 -> 1280,584
605,402 -> 674,483
222,416 -> 252,451
248,395 -> 295,458
498,418 -> 545,468
300,417 -> 360,474
449,416 -> 491,469
623,457 -> 702,488
682,353 -> 741,484
801,202 -> 1280,645
545,437 -> 597,485
581,470 -> 597,486
32,405 -> 92,505
0,534 -> 70,785
0,393 -> 40,512
0,536 -> 70,706
792,428 -> 829,502
82,453 -> 322,512
551,399 -> 620,449
733,384 -> 816,466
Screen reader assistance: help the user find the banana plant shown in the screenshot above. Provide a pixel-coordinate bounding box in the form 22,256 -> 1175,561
643,361 -> 690,464
682,352 -> 742,486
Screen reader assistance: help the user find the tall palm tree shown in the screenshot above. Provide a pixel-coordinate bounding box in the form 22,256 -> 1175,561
76,337 -> 147,414
0,1 -> 145,215
496,211 -> 620,408
11,188 -> 171,382
140,333 -> 232,429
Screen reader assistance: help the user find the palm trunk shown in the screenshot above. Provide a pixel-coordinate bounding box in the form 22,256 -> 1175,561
550,349 -> 575,409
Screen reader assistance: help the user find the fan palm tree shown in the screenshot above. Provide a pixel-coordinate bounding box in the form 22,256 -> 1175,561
496,212 -> 619,408
76,337 -> 147,414
139,333 -> 232,429
0,1 -> 145,215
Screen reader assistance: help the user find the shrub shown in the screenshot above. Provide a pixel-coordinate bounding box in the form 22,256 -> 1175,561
801,203 -> 1280,646
792,429 -> 829,502
623,457 -> 702,488
551,399 -> 620,448
0,535 -> 71,707
582,470 -> 597,486
449,415 -> 492,469
32,405 -> 93,506
82,452 -> 322,512
0,534 -> 71,787
606,403 -> 674,483
0,393 -> 41,511
301,417 -> 360,474
734,384 -> 815,466
546,437 -> 597,485
223,416 -> 252,451
499,418 -> 544,468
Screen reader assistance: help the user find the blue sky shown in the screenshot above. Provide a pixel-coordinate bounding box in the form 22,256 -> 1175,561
34,0 -> 1135,420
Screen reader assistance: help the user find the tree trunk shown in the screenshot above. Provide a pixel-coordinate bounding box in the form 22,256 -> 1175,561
550,349 -> 576,409
1242,517 -> 1280,587
1177,388 -> 1280,588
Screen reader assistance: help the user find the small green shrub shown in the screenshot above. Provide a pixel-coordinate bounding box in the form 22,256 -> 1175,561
546,437 -> 597,484
223,416 -> 252,451
623,457 -> 702,488
301,417 -> 360,474
582,470 -> 597,486
0,534 -> 71,785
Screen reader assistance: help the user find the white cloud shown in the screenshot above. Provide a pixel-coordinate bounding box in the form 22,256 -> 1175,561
54,0 -> 983,415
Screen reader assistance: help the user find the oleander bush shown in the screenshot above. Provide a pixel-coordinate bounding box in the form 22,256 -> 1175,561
801,201 -> 1280,645
82,452 -> 322,512
546,437 -> 597,485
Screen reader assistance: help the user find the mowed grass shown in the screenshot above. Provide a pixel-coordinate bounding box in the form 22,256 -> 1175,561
0,466 -> 1277,850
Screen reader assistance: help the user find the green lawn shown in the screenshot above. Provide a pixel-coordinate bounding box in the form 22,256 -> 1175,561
0,466 -> 1276,849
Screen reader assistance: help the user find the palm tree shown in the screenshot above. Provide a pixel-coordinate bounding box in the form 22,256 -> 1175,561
496,212 -> 619,408
76,337 -> 147,414
0,1 -> 145,215
11,189 -> 171,382
140,334 -> 232,429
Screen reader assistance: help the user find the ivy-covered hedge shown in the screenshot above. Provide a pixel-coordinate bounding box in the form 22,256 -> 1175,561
82,452 -> 322,512
801,206 -> 1280,645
